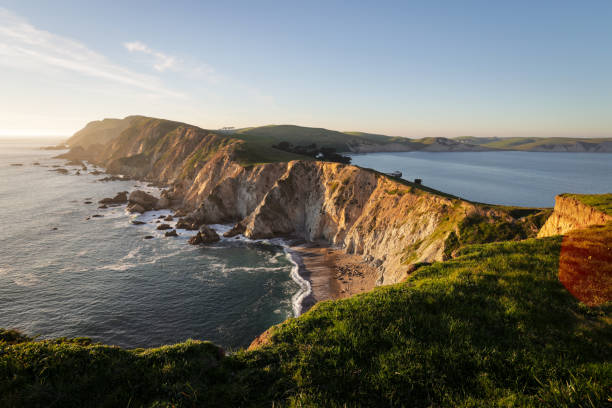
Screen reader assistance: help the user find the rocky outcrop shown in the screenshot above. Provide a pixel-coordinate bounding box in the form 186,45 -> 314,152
188,225 -> 220,244
538,195 -> 612,237
98,191 -> 128,205
127,190 -> 164,213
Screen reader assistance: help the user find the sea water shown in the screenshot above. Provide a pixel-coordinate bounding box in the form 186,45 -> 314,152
0,138 -> 304,349
348,151 -> 612,207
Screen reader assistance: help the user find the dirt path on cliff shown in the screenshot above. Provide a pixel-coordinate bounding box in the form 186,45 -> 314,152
290,242 -> 379,312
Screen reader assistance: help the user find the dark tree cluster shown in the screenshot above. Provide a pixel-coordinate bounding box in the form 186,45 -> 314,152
272,142 -> 351,164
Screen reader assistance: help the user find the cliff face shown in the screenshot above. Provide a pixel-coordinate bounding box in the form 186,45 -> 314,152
538,195 -> 612,237
61,116 -> 547,285
189,159 -> 503,284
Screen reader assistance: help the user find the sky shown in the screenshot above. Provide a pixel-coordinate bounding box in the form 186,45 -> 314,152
0,0 -> 611,138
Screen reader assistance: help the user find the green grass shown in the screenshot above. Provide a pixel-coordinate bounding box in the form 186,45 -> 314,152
443,209 -> 552,259
2,237 -> 610,407
454,136 -> 612,151
233,140 -> 312,166
233,124 -> 415,152
561,193 -> 612,216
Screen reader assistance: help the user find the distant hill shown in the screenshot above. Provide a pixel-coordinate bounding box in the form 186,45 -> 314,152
230,125 -> 486,152
66,116 -> 139,148
455,136 -> 612,152
67,115 -> 612,154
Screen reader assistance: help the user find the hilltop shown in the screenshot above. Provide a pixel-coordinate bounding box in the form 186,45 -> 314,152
455,136 -> 612,152
66,115 -> 612,154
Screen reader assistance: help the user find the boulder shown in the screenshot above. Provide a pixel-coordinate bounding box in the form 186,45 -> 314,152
99,191 -> 128,205
176,217 -> 199,230
51,168 -> 69,174
188,225 -> 220,245
157,197 -> 171,209
131,220 -> 146,225
127,190 -> 158,213
164,215 -> 174,221
224,222 -> 246,237
129,204 -> 146,214
156,223 -> 172,230
165,230 -> 178,237
144,235 -> 154,239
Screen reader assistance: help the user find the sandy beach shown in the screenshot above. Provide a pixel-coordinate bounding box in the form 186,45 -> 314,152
289,241 -> 380,312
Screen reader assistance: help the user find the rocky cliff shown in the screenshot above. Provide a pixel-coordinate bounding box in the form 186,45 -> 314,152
60,116 -> 549,285
538,194 -> 612,237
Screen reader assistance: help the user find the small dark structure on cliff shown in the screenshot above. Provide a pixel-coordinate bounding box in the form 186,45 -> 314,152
386,171 -> 402,178
414,178 -> 422,185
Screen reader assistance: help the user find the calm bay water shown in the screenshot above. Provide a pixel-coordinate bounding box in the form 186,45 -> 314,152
0,138 -> 300,349
348,151 -> 612,207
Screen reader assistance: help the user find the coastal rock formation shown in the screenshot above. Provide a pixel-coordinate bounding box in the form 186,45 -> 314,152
538,194 -> 612,237
99,191 -> 128,205
164,229 -> 178,237
188,225 -> 220,244
63,115 -> 548,285
127,190 -> 161,213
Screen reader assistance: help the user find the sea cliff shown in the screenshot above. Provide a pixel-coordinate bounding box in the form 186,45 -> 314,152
59,116 -> 548,286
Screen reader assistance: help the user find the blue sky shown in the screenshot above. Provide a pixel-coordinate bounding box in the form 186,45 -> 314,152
0,0 -> 611,137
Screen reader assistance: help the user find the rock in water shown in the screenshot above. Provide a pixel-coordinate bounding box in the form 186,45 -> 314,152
165,229 -> 178,237
224,222 -> 246,237
156,223 -> 172,230
99,191 -> 128,205
127,190 -> 158,213
188,225 -> 220,245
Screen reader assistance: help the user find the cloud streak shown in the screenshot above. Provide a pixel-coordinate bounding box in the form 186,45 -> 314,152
124,41 -> 177,72
0,8 -> 183,98
123,40 -> 220,83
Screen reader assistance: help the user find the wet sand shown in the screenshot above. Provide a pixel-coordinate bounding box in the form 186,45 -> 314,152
289,241 -> 379,312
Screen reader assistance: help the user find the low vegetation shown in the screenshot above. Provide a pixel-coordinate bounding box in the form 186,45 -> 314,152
2,235 -> 610,407
443,209 -> 552,259
562,193 -> 612,216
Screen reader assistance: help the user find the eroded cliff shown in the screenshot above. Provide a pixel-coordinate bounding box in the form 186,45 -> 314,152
60,116 -> 549,285
538,194 -> 612,237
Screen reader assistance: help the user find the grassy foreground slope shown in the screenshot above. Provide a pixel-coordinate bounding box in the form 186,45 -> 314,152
2,236 -> 610,407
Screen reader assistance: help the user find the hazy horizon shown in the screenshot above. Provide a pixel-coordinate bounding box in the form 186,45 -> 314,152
1,1 -> 611,138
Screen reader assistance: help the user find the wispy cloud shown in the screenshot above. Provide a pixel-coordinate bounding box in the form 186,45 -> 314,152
124,41 -> 177,72
0,8 -> 183,98
123,40 -> 219,83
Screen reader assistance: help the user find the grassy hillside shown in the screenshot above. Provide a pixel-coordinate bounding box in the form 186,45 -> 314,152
233,125 -> 415,151
2,235 -> 610,407
455,136 -> 612,150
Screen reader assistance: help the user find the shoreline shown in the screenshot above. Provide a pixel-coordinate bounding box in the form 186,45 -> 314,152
288,241 -> 380,314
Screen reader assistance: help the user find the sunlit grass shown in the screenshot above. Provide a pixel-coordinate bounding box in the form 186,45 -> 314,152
2,236 -> 610,407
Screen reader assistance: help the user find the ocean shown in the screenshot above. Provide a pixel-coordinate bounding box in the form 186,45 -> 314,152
0,138 -> 304,350
348,151 -> 612,207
